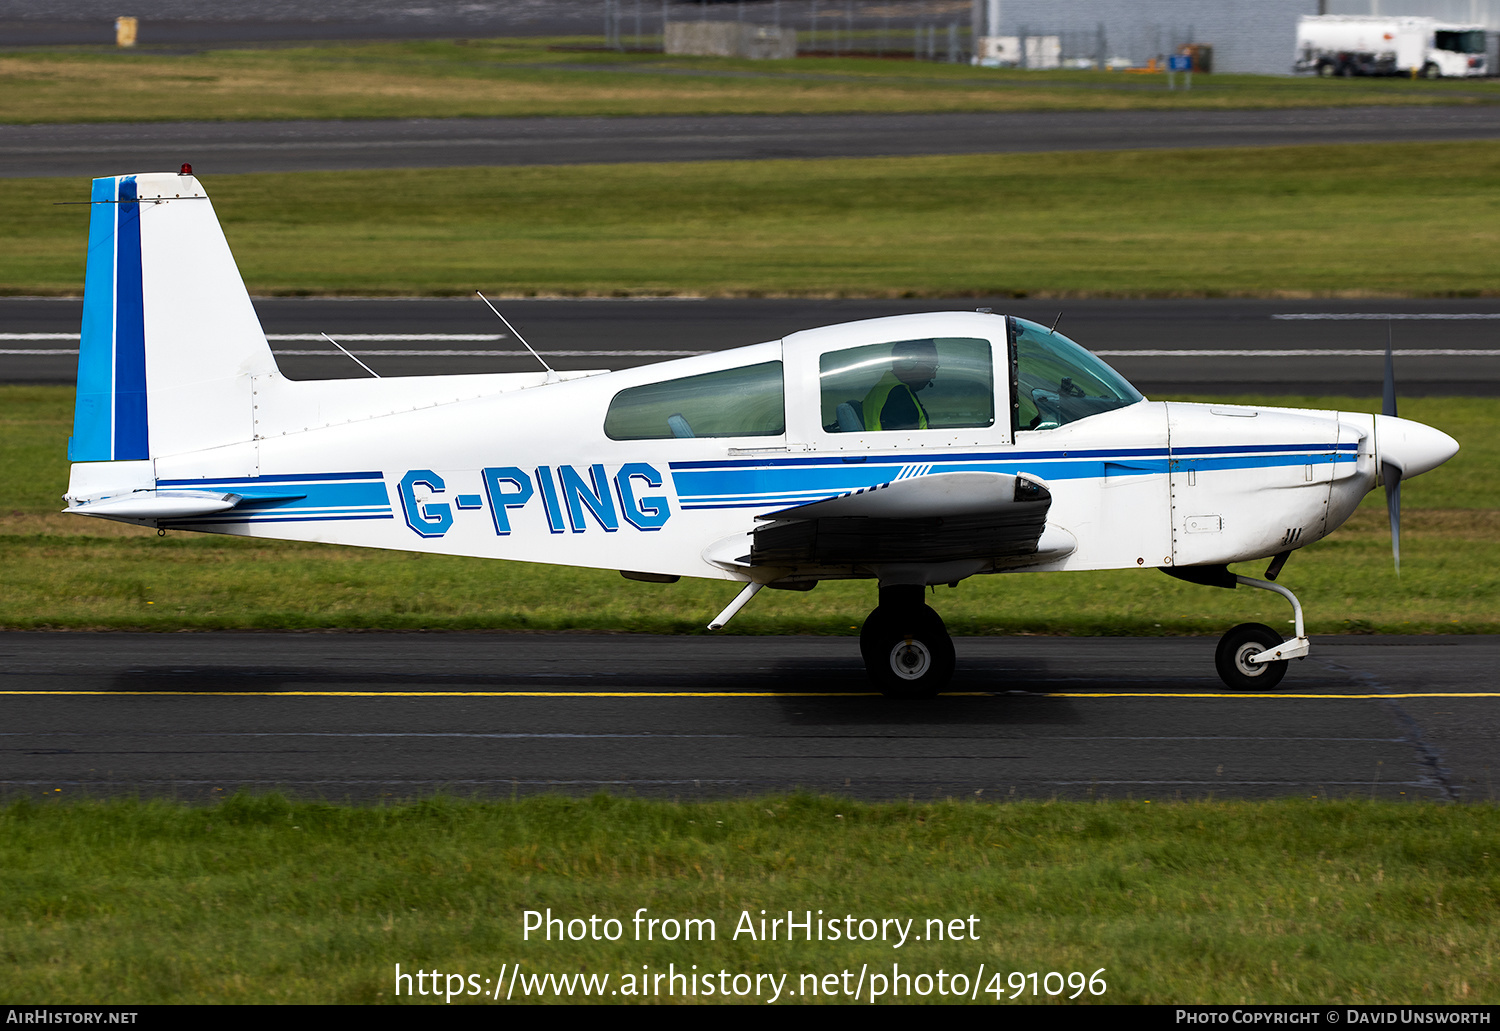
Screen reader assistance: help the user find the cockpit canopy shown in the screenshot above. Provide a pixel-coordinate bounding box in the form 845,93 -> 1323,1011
599,311 -> 1145,444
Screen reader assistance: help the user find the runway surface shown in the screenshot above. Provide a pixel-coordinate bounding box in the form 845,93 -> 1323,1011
1,0 -> 662,47
2,632 -> 1494,802
6,296 -> 1499,396
1,0 -> 608,46
9,106 -> 1500,178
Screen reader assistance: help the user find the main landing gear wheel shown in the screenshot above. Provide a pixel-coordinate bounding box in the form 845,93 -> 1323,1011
1215,622 -> 1288,691
860,602 -> 955,698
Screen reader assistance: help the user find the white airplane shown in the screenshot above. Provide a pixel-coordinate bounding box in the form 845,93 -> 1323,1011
64,171 -> 1460,695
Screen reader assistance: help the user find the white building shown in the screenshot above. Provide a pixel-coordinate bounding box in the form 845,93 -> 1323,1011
970,0 -> 1320,75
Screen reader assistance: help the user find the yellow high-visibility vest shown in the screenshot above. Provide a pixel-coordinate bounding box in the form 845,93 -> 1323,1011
862,372 -> 928,431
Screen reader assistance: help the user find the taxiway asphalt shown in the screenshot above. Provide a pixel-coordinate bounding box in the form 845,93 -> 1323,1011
5,295 -> 1499,396
2,632 -> 1493,802
8,106 -> 1500,179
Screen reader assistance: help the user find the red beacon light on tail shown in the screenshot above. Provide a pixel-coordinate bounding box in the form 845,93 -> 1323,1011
179,163 -> 192,176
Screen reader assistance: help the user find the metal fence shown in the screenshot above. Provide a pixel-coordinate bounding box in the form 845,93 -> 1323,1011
603,0 -> 977,62
600,0 -> 1324,75
601,0 -> 1220,69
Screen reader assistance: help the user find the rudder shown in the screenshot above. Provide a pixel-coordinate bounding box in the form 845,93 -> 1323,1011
69,171 -> 277,463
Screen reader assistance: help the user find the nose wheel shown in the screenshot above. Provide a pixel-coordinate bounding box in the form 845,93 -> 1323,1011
859,586 -> 955,697
1215,622 -> 1288,690
1214,574 -> 1311,690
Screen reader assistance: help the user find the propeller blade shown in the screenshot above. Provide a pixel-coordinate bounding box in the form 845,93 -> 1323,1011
1383,461 -> 1402,576
1383,317 -> 1397,418
1382,318 -> 1402,574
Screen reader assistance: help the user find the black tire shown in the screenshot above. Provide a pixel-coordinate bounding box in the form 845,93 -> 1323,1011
1214,622 -> 1288,691
859,603 -> 955,697
1421,62 -> 1441,79
1317,60 -> 1335,78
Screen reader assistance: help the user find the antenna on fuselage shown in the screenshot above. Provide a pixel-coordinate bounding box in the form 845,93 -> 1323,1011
475,290 -> 557,381
1048,311 -> 1064,336
320,333 -> 381,378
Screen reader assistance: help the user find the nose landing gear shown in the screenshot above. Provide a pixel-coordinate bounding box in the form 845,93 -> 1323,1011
1163,563 -> 1312,691
859,584 -> 955,697
1214,574 -> 1310,691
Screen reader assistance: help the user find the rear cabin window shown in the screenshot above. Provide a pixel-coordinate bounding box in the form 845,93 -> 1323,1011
819,337 -> 994,433
604,361 -> 785,440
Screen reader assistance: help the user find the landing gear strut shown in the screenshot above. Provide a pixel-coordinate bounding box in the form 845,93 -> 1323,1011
1214,574 -> 1310,691
859,585 -> 955,697
1165,564 -> 1312,691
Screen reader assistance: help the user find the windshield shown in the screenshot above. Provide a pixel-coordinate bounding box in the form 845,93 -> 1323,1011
1011,317 -> 1144,431
1435,29 -> 1485,53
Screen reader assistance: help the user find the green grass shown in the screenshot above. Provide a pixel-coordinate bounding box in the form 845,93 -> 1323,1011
2,387 -> 1492,633
1,794 -> 1495,1003
11,141 -> 1500,298
5,37 -> 1500,124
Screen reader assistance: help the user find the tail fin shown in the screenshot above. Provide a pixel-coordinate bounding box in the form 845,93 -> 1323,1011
69,172 -> 276,463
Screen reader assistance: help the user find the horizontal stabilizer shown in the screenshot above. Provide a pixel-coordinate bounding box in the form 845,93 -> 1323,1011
67,489 -> 306,521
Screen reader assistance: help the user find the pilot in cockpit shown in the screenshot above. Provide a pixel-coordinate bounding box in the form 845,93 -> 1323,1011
862,338 -> 939,431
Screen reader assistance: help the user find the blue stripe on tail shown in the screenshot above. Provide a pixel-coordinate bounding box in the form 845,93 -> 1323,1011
69,176 -> 117,462
112,176 -> 148,460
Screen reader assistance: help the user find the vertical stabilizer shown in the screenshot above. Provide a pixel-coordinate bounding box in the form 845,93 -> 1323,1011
69,172 -> 277,464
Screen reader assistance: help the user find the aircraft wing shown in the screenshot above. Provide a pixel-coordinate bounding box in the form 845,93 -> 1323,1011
739,471 -> 1064,568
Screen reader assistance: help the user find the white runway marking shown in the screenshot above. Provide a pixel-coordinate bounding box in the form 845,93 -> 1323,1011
7,346 -> 1493,358
2,330 -> 1494,360
0,337 -> 709,358
272,333 -> 506,341
1093,349 -> 1500,357
269,349 -> 708,357
1272,312 -> 1500,320
0,332 -> 496,341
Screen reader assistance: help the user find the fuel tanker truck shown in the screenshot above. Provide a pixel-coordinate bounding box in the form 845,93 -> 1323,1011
1296,14 -> 1487,78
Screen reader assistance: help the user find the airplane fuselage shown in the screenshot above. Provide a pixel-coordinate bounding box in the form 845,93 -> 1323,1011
82,346 -> 1370,586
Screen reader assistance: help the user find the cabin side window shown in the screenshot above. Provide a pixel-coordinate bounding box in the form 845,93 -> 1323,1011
604,361 -> 785,440
819,337 -> 993,433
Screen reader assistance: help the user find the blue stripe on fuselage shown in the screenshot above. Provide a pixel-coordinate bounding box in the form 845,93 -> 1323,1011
172,480 -> 388,513
669,446 -> 1355,509
667,442 -> 1354,473
154,474 -> 392,527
